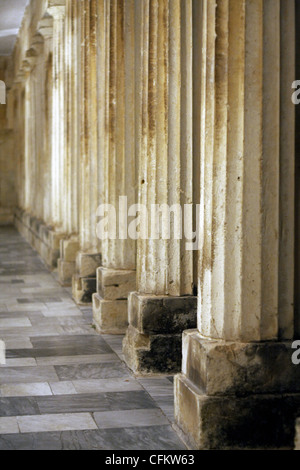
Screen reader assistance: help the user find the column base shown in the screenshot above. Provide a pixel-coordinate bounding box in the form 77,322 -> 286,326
58,259 -> 75,286
92,268 -> 135,334
58,238 -> 79,286
123,292 -> 197,375
93,267 -> 136,335
92,293 -> 128,334
72,275 -> 96,305
175,330 -> 300,449
71,252 -> 101,305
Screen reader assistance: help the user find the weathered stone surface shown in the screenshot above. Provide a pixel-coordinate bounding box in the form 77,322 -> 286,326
123,293 -> 197,374
181,330 -> 300,397
175,374 -> 300,450
60,238 -> 80,262
76,252 -> 102,278
128,292 -> 197,335
58,259 -> 76,286
58,238 -> 79,286
97,268 -> 136,301
72,275 -> 96,305
93,293 -> 128,334
123,325 -> 183,375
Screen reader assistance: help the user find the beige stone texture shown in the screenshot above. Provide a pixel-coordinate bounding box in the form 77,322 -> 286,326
92,294 -> 128,335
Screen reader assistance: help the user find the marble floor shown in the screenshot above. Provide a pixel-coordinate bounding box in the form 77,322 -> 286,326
0,226 -> 186,450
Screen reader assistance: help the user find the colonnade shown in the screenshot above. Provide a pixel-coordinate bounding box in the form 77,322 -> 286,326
8,0 -> 300,449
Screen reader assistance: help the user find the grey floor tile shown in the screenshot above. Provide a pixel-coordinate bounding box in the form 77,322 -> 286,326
0,396 -> 40,417
0,417 -> 19,434
17,413 -> 98,433
49,381 -> 77,395
93,408 -> 169,429
54,362 -> 130,381
0,382 -> 52,397
37,390 -> 157,414
137,377 -> 175,396
36,353 -> 119,366
72,377 -> 142,394
0,366 -> 59,384
0,358 -> 37,368
0,318 -> 32,329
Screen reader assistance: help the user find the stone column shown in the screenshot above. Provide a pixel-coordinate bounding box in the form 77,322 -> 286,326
175,0 -> 298,450
123,0 -> 197,374
72,0 -> 101,303
92,0 -> 136,334
58,0 -> 80,286
37,16 -> 54,229
47,3 -> 66,231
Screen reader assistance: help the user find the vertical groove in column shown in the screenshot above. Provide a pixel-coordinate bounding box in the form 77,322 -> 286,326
89,0 -> 99,252
79,0 -> 92,251
137,0 -> 150,292
97,0 -> 106,257
65,0 -> 71,234
71,0 -> 80,235
49,6 -> 66,229
295,0 -> 300,337
261,0 -> 280,339
278,0 -> 295,340
223,0 -> 245,340
198,0 -> 217,337
241,0 -> 264,341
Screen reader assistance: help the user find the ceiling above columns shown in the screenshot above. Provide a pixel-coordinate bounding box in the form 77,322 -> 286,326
0,0 -> 29,56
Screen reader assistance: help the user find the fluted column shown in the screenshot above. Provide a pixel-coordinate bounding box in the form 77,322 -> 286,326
123,0 -> 197,374
72,0 -> 101,303
58,0 -> 81,286
93,0 -> 136,333
47,4 -> 66,230
38,16 -> 54,227
175,0 -> 298,450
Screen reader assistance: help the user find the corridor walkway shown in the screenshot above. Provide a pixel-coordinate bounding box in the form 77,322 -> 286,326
0,227 -> 186,450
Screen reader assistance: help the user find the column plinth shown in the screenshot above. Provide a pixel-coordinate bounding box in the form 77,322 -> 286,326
93,268 -> 136,334
72,251 -> 101,305
58,238 -> 79,286
123,293 -> 197,374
